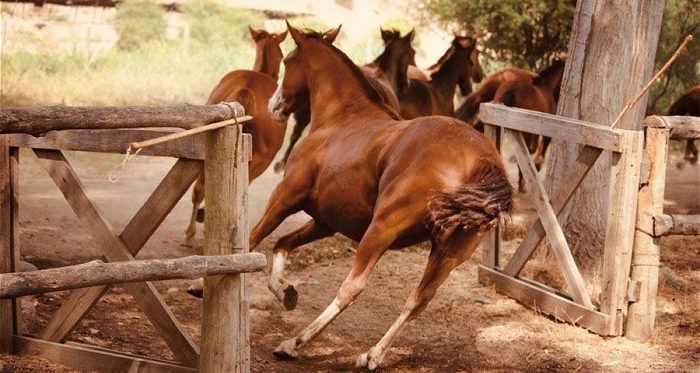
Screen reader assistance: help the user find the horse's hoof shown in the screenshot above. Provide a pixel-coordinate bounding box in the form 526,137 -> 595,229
283,285 -> 298,310
273,339 -> 298,360
186,278 -> 204,298
196,208 -> 205,223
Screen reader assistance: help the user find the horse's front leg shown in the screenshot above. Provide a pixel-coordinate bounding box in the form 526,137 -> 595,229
268,220 -> 335,310
273,224 -> 391,360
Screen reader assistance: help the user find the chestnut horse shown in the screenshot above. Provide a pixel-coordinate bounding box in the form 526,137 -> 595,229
493,60 -> 566,192
254,22 -> 512,370
668,84 -> 700,166
184,26 -> 288,247
272,25 -> 401,173
398,35 -> 478,119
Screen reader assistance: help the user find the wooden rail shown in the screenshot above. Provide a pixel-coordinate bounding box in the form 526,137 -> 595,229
0,254 -> 266,299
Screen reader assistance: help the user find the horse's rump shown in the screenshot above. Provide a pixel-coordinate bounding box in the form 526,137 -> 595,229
427,158 -> 513,238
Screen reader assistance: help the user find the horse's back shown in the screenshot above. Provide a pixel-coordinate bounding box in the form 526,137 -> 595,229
206,69 -> 286,179
669,85 -> 700,116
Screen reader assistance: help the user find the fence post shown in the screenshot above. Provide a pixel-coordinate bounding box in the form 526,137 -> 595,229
626,117 -> 668,340
0,136 -> 19,354
199,123 -> 250,373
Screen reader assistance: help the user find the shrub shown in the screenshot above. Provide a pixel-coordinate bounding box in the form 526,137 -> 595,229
111,0 -> 167,51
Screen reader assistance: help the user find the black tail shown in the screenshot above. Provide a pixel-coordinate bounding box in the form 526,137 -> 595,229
427,159 -> 513,237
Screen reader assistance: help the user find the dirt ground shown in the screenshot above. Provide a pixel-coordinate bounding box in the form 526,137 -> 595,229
1,145 -> 698,373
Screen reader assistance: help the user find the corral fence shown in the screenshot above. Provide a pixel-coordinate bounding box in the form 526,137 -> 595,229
477,102 -> 700,342
0,103 -> 265,373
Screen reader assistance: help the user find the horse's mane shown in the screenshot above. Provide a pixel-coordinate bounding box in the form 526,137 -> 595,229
299,28 -> 392,112
381,28 -> 401,41
427,36 -> 473,73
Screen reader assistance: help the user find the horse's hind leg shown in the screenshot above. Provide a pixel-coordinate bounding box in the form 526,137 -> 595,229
685,139 -> 698,165
356,229 -> 484,370
268,219 -> 336,310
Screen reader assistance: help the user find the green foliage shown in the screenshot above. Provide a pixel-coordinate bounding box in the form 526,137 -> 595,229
335,0 -> 354,11
418,0 -> 575,70
647,0 -> 700,115
111,0 -> 167,51
180,2 -> 265,51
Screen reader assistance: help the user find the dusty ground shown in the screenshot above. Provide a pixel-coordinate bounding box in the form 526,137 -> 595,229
1,145 -> 698,373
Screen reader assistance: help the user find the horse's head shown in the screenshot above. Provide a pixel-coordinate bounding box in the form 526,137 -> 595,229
269,22 -> 344,121
249,25 -> 288,81
468,40 -> 484,84
533,59 -> 566,102
373,29 -> 416,94
451,35 -> 478,96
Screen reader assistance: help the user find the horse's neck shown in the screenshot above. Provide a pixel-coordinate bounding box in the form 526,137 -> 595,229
428,57 -> 462,98
308,63 -> 392,128
252,46 -> 280,80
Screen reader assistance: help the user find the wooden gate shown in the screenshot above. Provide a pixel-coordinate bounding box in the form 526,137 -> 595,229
0,103 -> 263,372
477,102 -> 644,337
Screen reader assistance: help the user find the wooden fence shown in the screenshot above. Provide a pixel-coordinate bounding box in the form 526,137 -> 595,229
477,103 -> 699,341
0,103 -> 263,373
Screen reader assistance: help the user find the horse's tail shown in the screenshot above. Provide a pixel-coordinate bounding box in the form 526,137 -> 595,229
455,93 -> 481,124
455,81 -> 500,126
427,158 -> 513,239
500,88 -> 517,108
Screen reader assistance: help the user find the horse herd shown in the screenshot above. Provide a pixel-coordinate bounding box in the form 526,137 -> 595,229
183,22 -> 698,371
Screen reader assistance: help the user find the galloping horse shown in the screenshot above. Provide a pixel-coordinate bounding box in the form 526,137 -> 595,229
668,84 -> 700,166
272,25 -> 401,173
255,22 -> 512,370
398,35 -> 478,119
184,26 -> 288,247
493,60 -> 566,192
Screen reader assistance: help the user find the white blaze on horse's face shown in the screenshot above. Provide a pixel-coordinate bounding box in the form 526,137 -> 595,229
269,84 -> 287,121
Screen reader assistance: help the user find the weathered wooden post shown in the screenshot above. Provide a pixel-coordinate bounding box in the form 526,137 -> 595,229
0,134 -> 19,354
199,112 -> 251,373
626,115 -> 668,341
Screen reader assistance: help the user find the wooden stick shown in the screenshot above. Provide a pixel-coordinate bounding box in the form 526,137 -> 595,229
0,253 -> 266,299
611,34 -> 693,128
130,115 -> 253,150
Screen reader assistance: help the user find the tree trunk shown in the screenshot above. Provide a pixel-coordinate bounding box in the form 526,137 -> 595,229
545,0 -> 665,299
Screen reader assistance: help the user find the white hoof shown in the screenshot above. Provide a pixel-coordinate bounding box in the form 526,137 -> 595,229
273,338 -> 298,360
355,348 -> 382,371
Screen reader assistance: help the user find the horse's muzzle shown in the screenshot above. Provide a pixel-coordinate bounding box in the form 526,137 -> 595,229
268,85 -> 288,122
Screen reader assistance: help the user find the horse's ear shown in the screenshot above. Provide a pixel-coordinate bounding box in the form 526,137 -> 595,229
275,30 -> 288,44
249,25 -> 264,41
405,28 -> 416,43
380,27 -> 392,43
323,24 -> 342,44
286,20 -> 304,45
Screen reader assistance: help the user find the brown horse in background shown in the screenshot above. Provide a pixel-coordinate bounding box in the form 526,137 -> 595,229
255,22 -> 512,370
455,67 -> 538,126
184,26 -> 288,247
416,35 -> 484,94
493,60 -> 566,192
668,84 -> 700,166
398,35 -> 478,119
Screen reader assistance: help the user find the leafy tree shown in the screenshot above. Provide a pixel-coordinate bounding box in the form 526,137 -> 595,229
647,0 -> 700,115
111,0 -> 167,52
180,2 -> 265,51
417,0 -> 576,70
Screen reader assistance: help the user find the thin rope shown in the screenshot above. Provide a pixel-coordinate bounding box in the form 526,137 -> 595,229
610,34 -> 693,129
108,146 -> 142,183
